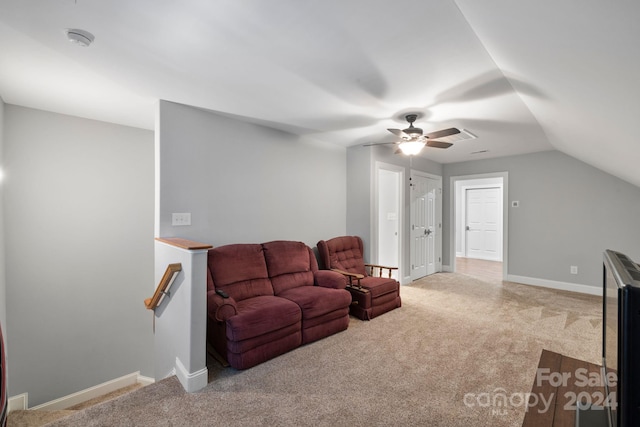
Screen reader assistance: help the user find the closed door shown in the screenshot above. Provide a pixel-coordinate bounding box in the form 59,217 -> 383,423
465,187 -> 502,261
411,175 -> 437,280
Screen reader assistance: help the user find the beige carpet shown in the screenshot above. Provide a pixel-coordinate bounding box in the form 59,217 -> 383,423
40,272 -> 601,427
8,384 -> 143,427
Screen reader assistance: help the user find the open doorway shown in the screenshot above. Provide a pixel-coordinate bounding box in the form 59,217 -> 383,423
374,162 -> 404,281
450,173 -> 508,281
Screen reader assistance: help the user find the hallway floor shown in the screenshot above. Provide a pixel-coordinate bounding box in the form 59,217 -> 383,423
455,257 -> 503,281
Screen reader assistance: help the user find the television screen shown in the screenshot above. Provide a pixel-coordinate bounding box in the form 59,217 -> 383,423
603,251 -> 620,426
603,250 -> 640,427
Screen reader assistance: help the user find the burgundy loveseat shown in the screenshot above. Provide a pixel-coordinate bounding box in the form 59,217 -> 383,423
207,240 -> 352,370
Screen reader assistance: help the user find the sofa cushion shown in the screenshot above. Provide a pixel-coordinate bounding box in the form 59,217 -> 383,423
278,286 -> 352,320
208,244 -> 273,301
263,241 -> 316,294
361,276 -> 399,298
226,296 -> 301,342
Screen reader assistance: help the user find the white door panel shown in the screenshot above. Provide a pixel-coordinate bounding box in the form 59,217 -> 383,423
465,187 -> 502,261
411,175 -> 427,279
411,173 -> 440,280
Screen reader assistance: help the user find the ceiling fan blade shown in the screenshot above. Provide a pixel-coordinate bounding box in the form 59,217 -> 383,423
387,128 -> 407,137
425,127 -> 460,139
362,142 -> 398,147
426,140 -> 453,149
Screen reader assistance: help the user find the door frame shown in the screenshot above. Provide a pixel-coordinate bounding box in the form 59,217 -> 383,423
410,170 -> 443,280
449,172 -> 509,279
373,162 -> 404,282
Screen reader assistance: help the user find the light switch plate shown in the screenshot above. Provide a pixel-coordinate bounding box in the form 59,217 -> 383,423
172,213 -> 191,226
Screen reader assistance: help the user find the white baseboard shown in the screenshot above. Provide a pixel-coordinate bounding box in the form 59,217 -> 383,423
507,274 -> 602,296
175,357 -> 208,393
137,375 -> 155,386
8,393 -> 28,412
22,371 -> 154,411
405,267 -> 599,296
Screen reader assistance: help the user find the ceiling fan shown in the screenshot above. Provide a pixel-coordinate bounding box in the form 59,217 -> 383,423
364,114 -> 462,155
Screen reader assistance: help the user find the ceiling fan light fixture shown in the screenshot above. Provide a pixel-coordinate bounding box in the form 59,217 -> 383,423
398,141 -> 425,156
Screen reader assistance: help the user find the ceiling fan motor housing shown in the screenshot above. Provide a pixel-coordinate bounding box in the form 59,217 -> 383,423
403,114 -> 423,138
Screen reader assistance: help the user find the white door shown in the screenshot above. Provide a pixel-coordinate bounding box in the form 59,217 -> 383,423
411,174 -> 438,280
465,187 -> 502,261
378,169 -> 400,279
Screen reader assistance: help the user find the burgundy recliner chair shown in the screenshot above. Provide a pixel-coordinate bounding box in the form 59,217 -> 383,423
317,236 -> 401,320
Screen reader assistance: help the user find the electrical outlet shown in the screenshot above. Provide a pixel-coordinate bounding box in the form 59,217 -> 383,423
570,266 -> 578,275
511,201 -> 520,208
172,213 -> 191,226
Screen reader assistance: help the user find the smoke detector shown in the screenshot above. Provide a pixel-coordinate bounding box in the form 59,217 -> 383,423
65,29 -> 94,47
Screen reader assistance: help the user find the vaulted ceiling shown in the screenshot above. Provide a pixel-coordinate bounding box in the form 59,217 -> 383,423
1,1 -> 638,185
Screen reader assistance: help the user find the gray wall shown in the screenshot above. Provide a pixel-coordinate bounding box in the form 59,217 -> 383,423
4,106 -> 155,406
443,150 -> 640,289
346,144 -> 443,278
157,101 -> 346,247
346,146 -> 372,252
0,97 -> 6,336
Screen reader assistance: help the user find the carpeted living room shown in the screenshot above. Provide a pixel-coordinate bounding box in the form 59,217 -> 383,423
1,2 -> 639,427
11,270 -> 603,426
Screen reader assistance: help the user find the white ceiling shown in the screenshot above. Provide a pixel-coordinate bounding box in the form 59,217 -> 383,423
0,1 -> 638,185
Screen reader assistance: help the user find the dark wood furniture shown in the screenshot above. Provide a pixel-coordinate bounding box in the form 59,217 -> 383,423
522,350 -> 608,427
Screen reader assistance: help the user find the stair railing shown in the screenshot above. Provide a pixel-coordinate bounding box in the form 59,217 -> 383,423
144,263 -> 182,311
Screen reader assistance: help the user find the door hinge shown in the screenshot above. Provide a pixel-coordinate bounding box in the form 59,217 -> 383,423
439,257 -> 441,263
411,264 -> 414,270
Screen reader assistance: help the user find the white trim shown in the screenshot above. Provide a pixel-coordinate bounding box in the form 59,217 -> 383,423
137,374 -> 156,387
402,275 -> 412,285
154,100 -> 161,237
175,357 -> 208,393
450,172 -> 509,280
7,393 -> 28,412
29,371 -> 147,411
442,265 -> 452,273
507,274 -> 602,296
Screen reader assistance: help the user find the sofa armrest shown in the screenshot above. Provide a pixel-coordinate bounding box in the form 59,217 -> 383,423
330,268 -> 364,287
365,263 -> 398,279
314,270 -> 348,289
207,291 -> 238,322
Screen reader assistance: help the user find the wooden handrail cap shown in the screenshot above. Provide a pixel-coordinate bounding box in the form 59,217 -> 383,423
156,237 -> 212,250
